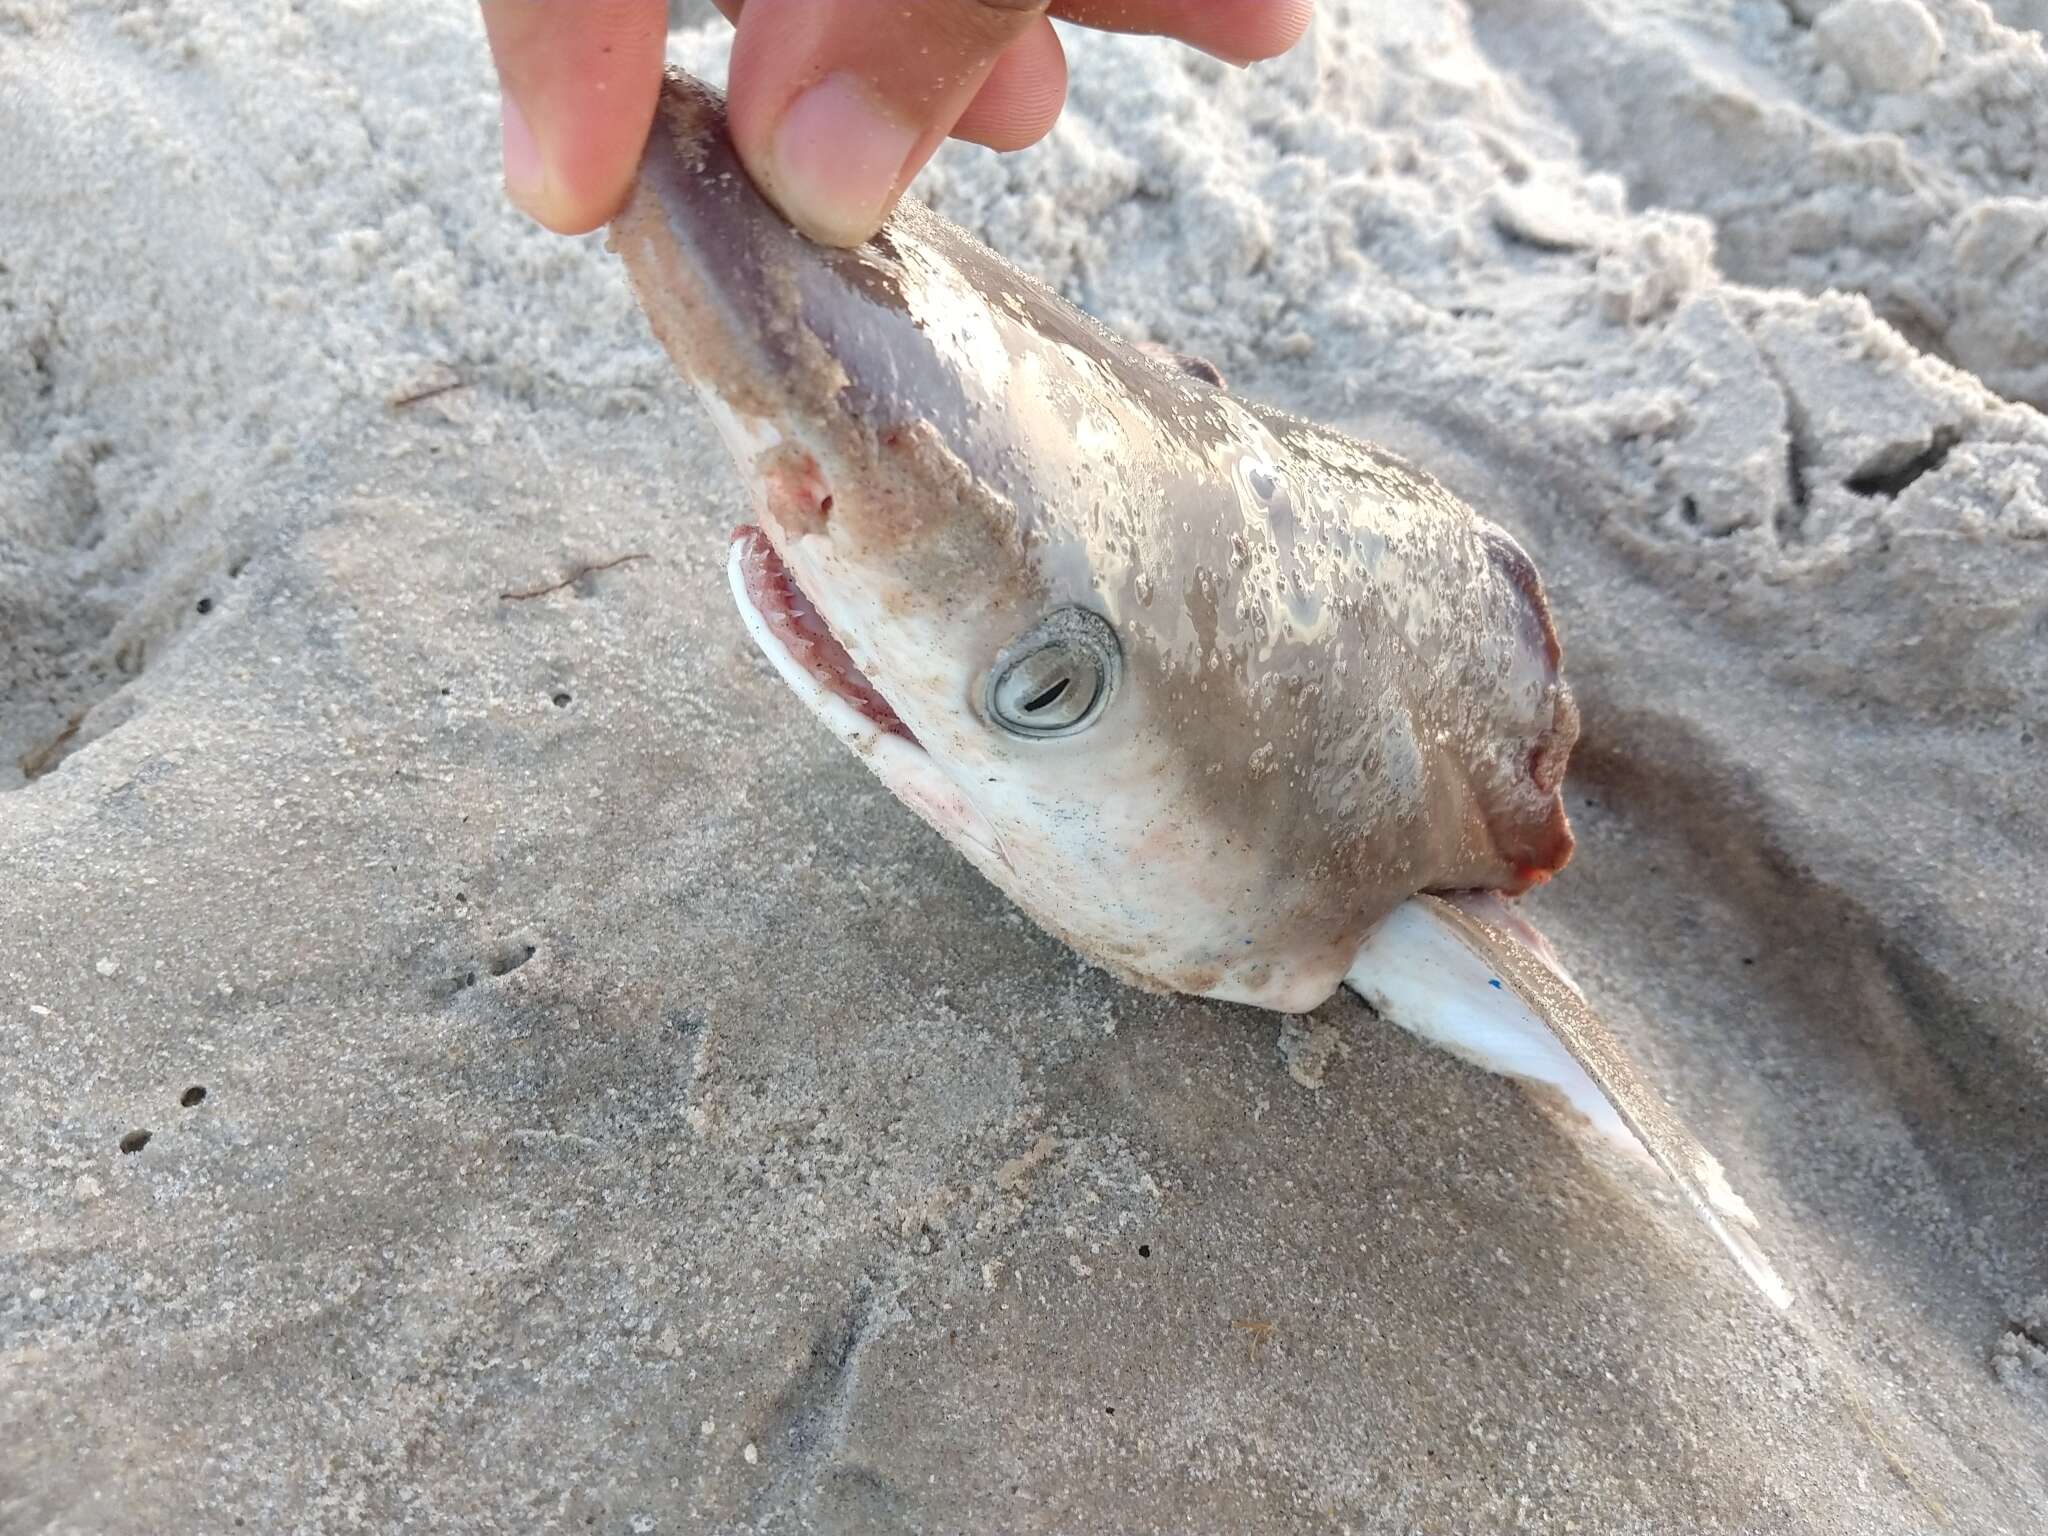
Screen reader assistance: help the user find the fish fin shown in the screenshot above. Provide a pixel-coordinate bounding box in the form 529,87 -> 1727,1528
1345,893 -> 1792,1309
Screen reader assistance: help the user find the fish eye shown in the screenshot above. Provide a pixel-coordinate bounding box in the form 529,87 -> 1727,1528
985,607 -> 1120,739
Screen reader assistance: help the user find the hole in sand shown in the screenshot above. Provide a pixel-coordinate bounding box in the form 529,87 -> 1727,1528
195,597 -> 214,615
1845,430 -> 1958,499
119,1129 -> 151,1154
180,1085 -> 207,1107
487,940 -> 537,978
552,692 -> 572,708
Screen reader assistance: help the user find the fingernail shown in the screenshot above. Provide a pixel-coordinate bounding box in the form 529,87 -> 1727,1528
766,73 -> 920,247
500,90 -> 546,217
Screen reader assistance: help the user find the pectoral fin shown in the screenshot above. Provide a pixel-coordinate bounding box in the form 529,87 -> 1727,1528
1346,893 -> 1792,1309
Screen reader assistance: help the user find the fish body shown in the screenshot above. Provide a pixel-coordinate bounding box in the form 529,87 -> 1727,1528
612,74 -> 1787,1308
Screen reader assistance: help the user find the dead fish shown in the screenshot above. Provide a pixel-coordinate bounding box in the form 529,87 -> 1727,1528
610,73 -> 1789,1309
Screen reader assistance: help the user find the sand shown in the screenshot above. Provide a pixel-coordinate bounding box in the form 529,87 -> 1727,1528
3,0 -> 2045,1530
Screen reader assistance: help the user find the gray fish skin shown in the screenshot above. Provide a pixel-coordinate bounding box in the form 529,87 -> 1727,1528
612,75 -> 1576,1014
610,75 -> 1786,1307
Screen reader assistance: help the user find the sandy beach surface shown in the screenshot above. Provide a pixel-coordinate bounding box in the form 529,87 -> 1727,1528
4,1 -> 2046,1530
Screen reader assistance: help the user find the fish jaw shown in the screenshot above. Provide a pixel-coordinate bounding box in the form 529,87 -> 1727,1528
727,530 -> 1012,877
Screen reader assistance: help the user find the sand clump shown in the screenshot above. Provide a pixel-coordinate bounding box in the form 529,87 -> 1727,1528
1813,0 -> 1947,92
1467,0 -> 2048,409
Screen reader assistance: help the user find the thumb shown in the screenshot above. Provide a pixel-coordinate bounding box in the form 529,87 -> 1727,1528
724,0 -> 1051,247
480,0 -> 669,234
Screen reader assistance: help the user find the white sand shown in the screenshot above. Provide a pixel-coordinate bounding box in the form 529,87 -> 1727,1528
4,1 -> 2045,1529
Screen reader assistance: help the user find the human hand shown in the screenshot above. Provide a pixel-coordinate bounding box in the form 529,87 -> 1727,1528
480,1 -> 1313,247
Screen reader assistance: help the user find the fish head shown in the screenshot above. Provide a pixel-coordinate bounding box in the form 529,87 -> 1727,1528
613,75 -> 1578,1013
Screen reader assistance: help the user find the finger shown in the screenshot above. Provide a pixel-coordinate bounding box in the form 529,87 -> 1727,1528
724,0 -> 1052,247
951,18 -> 1068,151
1049,0 -> 1314,64
713,4 -> 1066,154
480,0 -> 669,234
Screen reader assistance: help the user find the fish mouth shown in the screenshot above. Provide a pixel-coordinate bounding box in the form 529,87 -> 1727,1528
729,526 -> 918,745
726,524 -> 1013,875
